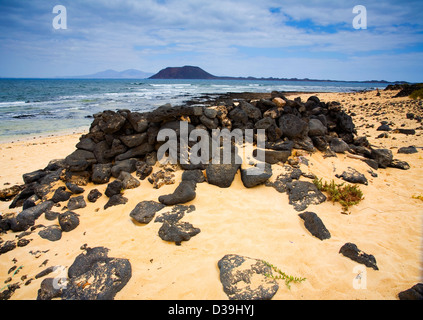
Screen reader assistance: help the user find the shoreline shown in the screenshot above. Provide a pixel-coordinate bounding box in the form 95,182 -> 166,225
0,89 -> 422,300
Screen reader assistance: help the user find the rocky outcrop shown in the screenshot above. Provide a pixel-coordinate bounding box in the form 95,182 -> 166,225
217,254 -> 279,300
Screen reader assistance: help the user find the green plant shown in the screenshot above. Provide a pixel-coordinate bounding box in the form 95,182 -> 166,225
313,178 -> 364,214
262,261 -> 306,289
410,88 -> 423,100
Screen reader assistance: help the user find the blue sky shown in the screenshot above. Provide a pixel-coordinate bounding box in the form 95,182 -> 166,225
0,0 -> 422,81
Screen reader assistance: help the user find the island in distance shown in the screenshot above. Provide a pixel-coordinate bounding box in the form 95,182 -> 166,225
149,65 -> 398,84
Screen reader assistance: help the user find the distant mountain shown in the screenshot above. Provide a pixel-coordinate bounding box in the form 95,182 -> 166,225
149,66 -> 218,79
149,66 -> 394,84
64,69 -> 154,79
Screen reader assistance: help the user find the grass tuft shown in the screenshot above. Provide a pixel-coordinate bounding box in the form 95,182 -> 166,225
313,178 -> 364,214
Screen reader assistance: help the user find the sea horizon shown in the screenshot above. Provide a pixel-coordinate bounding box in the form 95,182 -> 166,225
0,78 -> 388,142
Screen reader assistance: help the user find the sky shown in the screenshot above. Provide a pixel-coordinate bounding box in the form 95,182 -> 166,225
0,0 -> 422,82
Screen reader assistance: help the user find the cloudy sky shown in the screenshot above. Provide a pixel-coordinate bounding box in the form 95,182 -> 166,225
0,0 -> 422,81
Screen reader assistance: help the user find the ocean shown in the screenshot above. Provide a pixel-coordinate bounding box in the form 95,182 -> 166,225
0,78 -> 387,142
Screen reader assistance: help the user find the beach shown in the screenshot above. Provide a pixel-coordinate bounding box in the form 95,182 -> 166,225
0,89 -> 422,300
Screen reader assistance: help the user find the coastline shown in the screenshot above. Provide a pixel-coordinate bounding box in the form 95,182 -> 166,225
0,89 -> 422,300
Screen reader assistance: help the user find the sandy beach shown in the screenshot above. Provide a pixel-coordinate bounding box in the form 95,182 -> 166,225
0,89 -> 422,300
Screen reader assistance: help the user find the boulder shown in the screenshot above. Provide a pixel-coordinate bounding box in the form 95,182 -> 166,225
206,163 -> 240,188
339,242 -> 378,270
111,159 -> 137,178
119,133 -> 147,148
91,163 -> 112,184
240,163 -> 272,188
158,220 -> 201,246
286,181 -> 327,211
62,246 -> 132,300
330,138 -> 350,153
336,168 -> 368,185
217,254 -> 279,300
370,148 -> 393,168
130,201 -> 166,224
58,211 -> 80,232
181,170 -> 206,183
67,196 -> 87,211
118,172 -> 140,190
398,283 -> 423,300
298,211 -> 331,240
308,118 -> 327,137
51,187 -> 72,203
65,182 -> 84,194
398,146 -> 418,154
87,189 -> 102,203
38,225 -> 62,242
279,114 -> 308,140
98,111 -> 126,134
14,201 -> 54,231
127,112 -> 148,133
105,180 -> 123,198
104,194 -> 128,210
158,180 -> 197,206
115,143 -> 154,161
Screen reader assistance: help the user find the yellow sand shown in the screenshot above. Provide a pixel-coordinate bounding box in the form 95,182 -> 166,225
0,90 -> 422,300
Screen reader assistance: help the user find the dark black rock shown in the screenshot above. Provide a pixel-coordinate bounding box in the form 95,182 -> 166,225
389,159 -> 410,170
370,148 -> 393,168
58,211 -> 80,232
158,180 -> 197,206
14,201 -> 54,231
286,181 -> 327,211
398,283 -> 423,300
76,137 -> 96,152
37,278 -> 63,300
336,168 -> 368,185
217,254 -> 279,300
339,242 -> 378,270
91,163 -> 112,184
158,220 -> 201,246
181,170 -> 205,183
146,104 -> 201,122
376,123 -> 391,131
240,163 -> 272,188
0,240 -> 16,255
111,159 -> 137,178
118,172 -> 140,190
206,163 -> 240,188
397,128 -> 416,135
330,138 -> 350,153
308,118 -> 327,137
115,143 -> 154,161
298,211 -> 331,240
136,162 -> 153,180
260,149 -> 291,164
65,182 -> 84,194
51,187 -> 72,203
23,169 -> 47,184
398,146 -> 418,154
62,246 -> 132,300
265,140 -> 294,152
130,200 -> 166,224
105,180 -> 123,198
65,149 -> 97,172
127,112 -> 148,133
38,225 -> 62,241
119,132 -> 147,148
228,107 -> 248,124
335,110 -> 356,134
44,210 -> 60,221
265,165 -> 302,193
67,196 -> 87,211
98,111 -> 126,134
87,189 -> 102,203
154,204 -> 195,224
279,114 -> 308,140
104,194 -> 128,210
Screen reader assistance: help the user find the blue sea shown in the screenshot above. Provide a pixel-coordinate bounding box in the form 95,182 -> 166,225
0,78 -> 387,142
